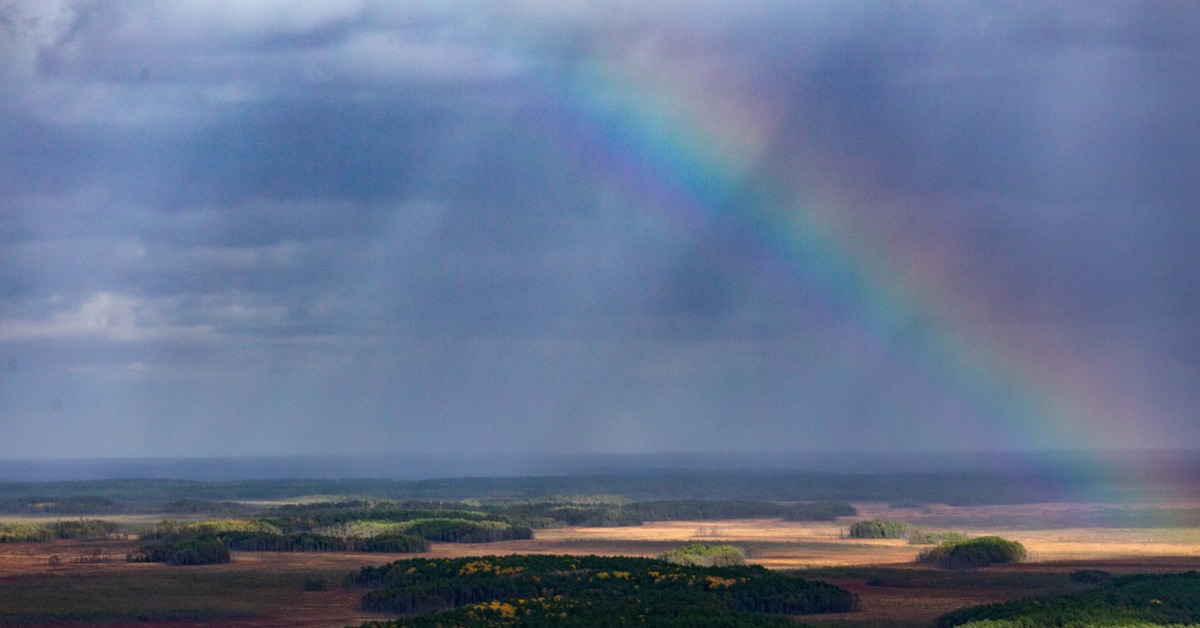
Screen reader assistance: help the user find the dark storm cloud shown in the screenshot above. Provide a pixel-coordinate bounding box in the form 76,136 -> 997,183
775,3 -> 1200,208
1,1 -> 1198,457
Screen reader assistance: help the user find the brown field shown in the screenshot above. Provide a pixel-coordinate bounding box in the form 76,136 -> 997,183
2,500 -> 1199,627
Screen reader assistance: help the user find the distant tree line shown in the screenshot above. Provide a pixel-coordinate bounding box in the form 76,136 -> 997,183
130,529 -> 429,565
154,499 -> 249,516
134,505 -> 545,561
218,531 -> 429,553
401,519 -> 531,543
0,496 -> 119,515
263,500 -> 498,531
493,499 -> 856,528
0,519 -> 119,542
252,498 -> 845,539
1,467 -> 1094,512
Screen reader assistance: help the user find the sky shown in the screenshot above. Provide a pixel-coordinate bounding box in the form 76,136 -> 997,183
1,1 -> 1198,460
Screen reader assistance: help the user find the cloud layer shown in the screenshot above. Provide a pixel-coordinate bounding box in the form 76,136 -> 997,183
1,1 -> 1198,458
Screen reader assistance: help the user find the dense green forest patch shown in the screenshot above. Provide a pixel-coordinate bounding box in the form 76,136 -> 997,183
351,554 -> 856,626
127,537 -> 230,565
657,544 -> 747,567
845,519 -> 970,545
219,530 -> 429,553
847,519 -> 916,539
935,571 -> 1200,627
917,536 -> 1027,569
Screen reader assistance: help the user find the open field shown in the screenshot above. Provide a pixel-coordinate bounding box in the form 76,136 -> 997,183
0,539 -> 396,627
1,500 -> 1198,626
503,501 -> 1200,568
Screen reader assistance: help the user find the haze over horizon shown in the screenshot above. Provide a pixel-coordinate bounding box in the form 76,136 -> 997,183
2,2 -> 1199,461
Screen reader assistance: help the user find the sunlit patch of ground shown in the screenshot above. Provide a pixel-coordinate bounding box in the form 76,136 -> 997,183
856,500 -> 1200,530
522,507 -> 1200,568
528,519 -> 915,567
856,500 -> 1200,564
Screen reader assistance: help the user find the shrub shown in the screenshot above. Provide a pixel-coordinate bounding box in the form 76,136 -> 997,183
917,536 -> 1026,570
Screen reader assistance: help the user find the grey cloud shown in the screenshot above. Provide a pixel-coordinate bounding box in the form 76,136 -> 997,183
2,1 -> 1199,458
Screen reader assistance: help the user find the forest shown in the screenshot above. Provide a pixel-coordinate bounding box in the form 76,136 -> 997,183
350,554 -> 858,625
934,571 -> 1200,626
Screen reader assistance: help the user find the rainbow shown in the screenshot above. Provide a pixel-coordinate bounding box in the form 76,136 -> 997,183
520,44 -> 1160,478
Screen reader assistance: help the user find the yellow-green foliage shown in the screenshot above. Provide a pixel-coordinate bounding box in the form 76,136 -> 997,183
657,544 -> 746,567
150,519 -> 280,539
313,521 -> 407,539
458,560 -> 526,576
0,522 -> 52,542
397,518 -> 511,532
0,519 -> 119,542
